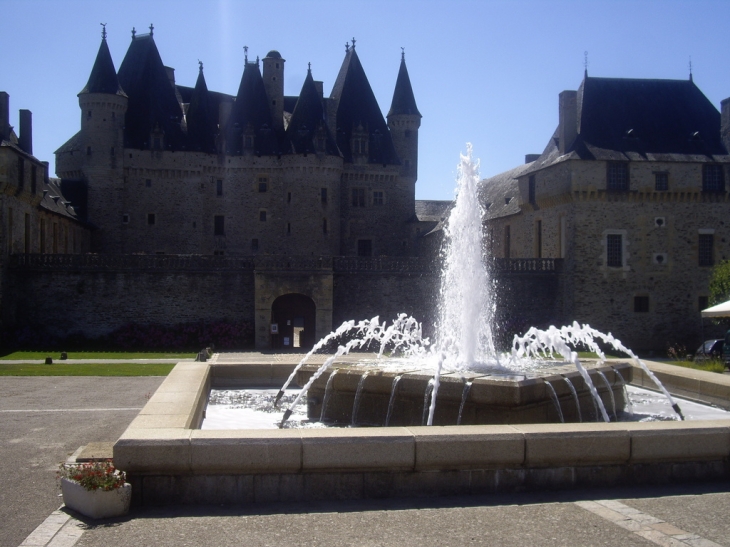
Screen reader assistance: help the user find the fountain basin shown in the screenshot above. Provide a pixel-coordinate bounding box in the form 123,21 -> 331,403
297,362 -> 631,426
112,354 -> 730,506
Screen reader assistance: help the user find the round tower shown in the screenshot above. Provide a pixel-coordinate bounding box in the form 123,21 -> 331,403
262,50 -> 285,130
387,51 -> 421,182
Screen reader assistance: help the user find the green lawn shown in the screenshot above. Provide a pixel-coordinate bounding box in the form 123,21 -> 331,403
0,351 -> 195,360
664,360 -> 727,374
0,362 -> 176,376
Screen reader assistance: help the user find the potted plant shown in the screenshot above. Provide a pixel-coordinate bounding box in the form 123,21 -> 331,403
57,459 -> 131,519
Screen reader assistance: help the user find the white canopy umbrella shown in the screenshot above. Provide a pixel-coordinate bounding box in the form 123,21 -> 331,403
701,300 -> 730,318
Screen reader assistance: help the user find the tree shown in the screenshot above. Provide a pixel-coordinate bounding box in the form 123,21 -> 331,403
709,259 -> 730,305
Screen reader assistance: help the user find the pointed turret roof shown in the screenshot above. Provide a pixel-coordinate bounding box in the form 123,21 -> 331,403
80,34 -> 125,96
226,58 -> 281,155
387,53 -> 420,118
117,32 -> 185,150
330,46 -> 399,165
186,63 -> 217,153
286,67 -> 339,155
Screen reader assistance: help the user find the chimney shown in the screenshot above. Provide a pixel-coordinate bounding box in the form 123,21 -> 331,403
722,97 -> 730,152
0,92 -> 9,141
558,90 -> 578,155
525,154 -> 540,164
19,109 -> 32,155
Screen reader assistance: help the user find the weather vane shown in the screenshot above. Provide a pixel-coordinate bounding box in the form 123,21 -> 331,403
401,47 -> 405,60
149,23 -> 154,36
244,45 -> 248,63
351,37 -> 356,49
584,51 -> 589,76
308,62 -> 311,72
198,59 -> 203,72
131,27 -> 136,39
101,23 -> 107,40
345,42 -> 349,52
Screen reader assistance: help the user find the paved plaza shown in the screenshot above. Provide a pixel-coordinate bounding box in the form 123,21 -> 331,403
3,374 -> 730,547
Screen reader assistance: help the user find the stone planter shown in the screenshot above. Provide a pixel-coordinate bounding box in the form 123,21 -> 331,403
61,478 -> 131,519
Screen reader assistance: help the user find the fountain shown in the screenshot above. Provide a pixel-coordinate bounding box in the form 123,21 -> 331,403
274,144 -> 682,427
114,144 -> 730,507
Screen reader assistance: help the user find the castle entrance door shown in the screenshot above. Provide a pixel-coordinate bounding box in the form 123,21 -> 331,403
271,294 -> 316,350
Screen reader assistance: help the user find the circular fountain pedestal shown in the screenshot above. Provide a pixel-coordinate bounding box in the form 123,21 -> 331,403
296,361 -> 632,426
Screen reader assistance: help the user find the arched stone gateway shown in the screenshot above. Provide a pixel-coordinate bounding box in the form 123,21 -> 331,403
271,293 -> 316,350
253,262 -> 333,350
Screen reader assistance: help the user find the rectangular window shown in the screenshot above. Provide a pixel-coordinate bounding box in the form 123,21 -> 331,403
654,172 -> 668,191
7,208 -> 12,254
607,162 -> 629,192
40,219 -> 45,254
699,233 -> 714,266
357,239 -> 372,257
373,191 -> 384,205
634,296 -> 649,313
216,179 -> 223,196
145,179 -> 152,188
287,222 -> 291,235
702,164 -> 725,193
528,175 -> 536,205
504,225 -> 511,259
258,177 -> 268,193
214,215 -> 225,236
323,218 -> 328,234
606,234 -> 623,267
122,214 -> 130,224
320,188 -> 327,204
31,165 -> 37,194
535,220 -> 542,258
251,238 -> 259,251
147,213 -> 156,225
259,210 -> 267,222
352,188 -> 365,207
24,213 -> 30,254
17,157 -> 24,189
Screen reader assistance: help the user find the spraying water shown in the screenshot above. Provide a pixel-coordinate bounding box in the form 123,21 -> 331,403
275,145 -> 683,426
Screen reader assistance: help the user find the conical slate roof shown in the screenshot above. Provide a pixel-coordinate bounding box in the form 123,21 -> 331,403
286,68 -> 339,155
330,47 -> 399,165
186,65 -> 217,153
226,59 -> 281,155
80,36 -> 125,96
117,33 -> 185,150
388,54 -> 420,118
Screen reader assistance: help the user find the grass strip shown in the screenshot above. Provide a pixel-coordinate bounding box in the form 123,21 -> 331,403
0,362 -> 175,376
664,360 -> 727,374
0,351 -> 195,360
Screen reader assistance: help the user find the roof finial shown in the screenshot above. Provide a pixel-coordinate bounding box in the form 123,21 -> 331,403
584,50 -> 588,77
401,47 -> 405,60
244,45 -> 248,63
351,37 -> 356,49
149,23 -> 154,36
198,59 -> 203,73
101,23 -> 107,40
131,27 -> 136,40
689,56 -> 693,82
345,41 -> 349,53
308,62 -> 311,73
256,55 -> 260,67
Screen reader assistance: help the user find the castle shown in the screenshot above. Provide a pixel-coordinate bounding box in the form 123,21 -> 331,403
1,27 -> 728,352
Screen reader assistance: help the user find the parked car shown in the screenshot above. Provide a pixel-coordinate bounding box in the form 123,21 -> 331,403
694,339 -> 725,361
724,330 -> 730,367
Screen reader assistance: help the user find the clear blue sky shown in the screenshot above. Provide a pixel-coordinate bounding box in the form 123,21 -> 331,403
2,0 -> 729,200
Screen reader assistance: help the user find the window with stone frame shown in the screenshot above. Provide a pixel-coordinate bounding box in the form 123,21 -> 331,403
214,215 -> 225,236
606,162 -> 629,192
259,210 -> 267,222
357,239 -> 372,257
654,172 -> 668,191
528,175 -> 536,205
147,213 -> 156,225
373,191 -> 384,206
606,234 -> 623,267
352,188 -> 365,207
699,233 -> 714,266
258,177 -> 268,192
251,239 -> 259,251
320,188 -> 327,204
216,180 -> 223,196
702,164 -> 725,193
